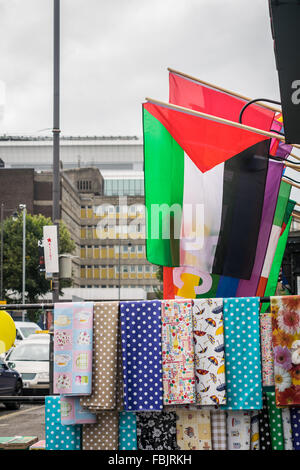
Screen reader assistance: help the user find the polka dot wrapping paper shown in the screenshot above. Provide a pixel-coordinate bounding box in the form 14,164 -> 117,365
53,302 -> 93,396
266,390 -> 284,450
80,302 -> 123,411
120,300 -> 164,411
45,396 -> 81,450
119,412 -> 137,450
161,300 -> 196,405
82,411 -> 119,450
290,408 -> 300,450
221,297 -> 263,410
258,393 -> 272,451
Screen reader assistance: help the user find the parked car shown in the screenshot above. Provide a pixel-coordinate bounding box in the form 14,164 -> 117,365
5,338 -> 49,393
15,321 -> 41,342
0,357 -> 23,410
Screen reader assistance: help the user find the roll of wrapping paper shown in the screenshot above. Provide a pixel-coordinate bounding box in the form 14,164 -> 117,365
120,300 -> 163,411
136,411 -> 178,450
176,409 -> 212,450
270,295 -> 300,407
266,391 -> 284,450
119,412 -> 137,450
82,411 -> 119,450
260,313 -> 275,386
258,393 -> 272,451
193,298 -> 226,406
53,302 -> 93,396
161,299 -> 196,405
80,302 -> 123,411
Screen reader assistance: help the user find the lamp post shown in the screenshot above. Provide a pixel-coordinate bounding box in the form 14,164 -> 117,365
19,204 -> 26,321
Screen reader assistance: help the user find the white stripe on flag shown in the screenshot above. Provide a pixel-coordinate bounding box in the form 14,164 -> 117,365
260,225 -> 282,278
180,153 -> 224,272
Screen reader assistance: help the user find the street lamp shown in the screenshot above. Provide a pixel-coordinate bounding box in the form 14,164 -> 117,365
19,204 -> 26,321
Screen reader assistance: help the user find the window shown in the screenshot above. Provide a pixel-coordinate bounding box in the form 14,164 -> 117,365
137,266 -> 143,273
137,245 -> 143,253
145,265 -> 151,273
130,265 -> 136,273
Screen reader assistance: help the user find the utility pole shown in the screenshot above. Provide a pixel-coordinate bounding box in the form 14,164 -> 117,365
52,0 -> 60,303
19,204 -> 26,321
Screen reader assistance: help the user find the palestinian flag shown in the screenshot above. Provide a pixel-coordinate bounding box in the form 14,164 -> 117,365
256,180 -> 291,296
260,198 -> 296,313
144,100 -> 271,279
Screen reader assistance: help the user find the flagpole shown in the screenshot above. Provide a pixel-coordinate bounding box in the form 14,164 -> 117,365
145,97 -> 289,143
167,67 -> 282,114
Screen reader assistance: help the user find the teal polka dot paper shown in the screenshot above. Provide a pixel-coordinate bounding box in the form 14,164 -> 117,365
45,396 -> 81,450
221,297 -> 262,410
119,412 -> 137,450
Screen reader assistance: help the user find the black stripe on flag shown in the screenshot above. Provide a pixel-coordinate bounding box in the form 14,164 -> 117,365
212,139 -> 270,280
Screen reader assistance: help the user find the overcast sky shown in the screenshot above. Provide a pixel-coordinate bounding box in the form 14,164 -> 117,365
0,0 -> 281,137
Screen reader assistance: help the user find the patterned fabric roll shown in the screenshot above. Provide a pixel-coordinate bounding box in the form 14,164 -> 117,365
266,391 -> 284,450
211,410 -> 227,451
45,396 -> 81,450
270,295 -> 300,406
161,299 -> 196,405
226,411 -> 251,450
120,300 -> 163,411
60,396 -> 97,425
193,298 -> 226,406
82,411 -> 119,450
119,412 -> 137,450
258,393 -> 272,451
176,409 -> 211,450
250,411 -> 260,450
260,313 -> 275,386
282,408 -> 293,450
222,297 -> 262,410
53,302 -> 93,396
80,302 -> 123,411
290,408 -> 300,450
136,411 -> 177,450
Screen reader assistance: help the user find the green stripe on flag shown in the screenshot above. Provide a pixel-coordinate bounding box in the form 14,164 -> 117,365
143,107 -> 184,266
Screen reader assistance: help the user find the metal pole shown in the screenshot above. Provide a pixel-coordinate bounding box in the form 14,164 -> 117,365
19,204 -> 26,321
0,203 -> 3,299
52,0 -> 60,304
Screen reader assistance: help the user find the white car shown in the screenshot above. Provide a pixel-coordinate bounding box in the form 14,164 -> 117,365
15,321 -> 41,342
5,338 -> 49,392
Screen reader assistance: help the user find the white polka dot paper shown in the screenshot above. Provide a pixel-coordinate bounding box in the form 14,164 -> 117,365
222,297 -> 263,410
120,300 -> 163,411
119,412 -> 137,450
45,396 -> 81,450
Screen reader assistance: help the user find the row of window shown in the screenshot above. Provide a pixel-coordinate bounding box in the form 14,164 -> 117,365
80,264 -> 158,273
80,244 -> 145,256
80,225 -> 145,239
104,179 -> 144,196
80,204 -> 145,218
80,285 -> 157,293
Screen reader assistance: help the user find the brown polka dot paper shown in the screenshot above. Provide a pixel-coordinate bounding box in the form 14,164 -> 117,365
80,302 -> 123,411
82,411 -> 119,450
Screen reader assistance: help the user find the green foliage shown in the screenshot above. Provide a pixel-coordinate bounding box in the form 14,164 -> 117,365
3,213 -> 75,303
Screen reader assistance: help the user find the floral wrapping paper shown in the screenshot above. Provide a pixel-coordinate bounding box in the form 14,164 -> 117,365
226,411 -> 251,450
120,300 -> 163,411
270,295 -> 300,406
60,396 -> 97,425
53,302 -> 93,396
176,409 -> 212,450
222,297 -> 262,410
119,412 -> 137,450
193,299 -> 226,406
161,300 -> 196,405
260,313 -> 275,386
136,412 -> 178,450
266,390 -> 284,450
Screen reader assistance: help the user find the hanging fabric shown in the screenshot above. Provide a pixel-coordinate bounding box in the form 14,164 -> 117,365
45,396 -> 81,450
266,391 -> 285,450
119,411 -> 137,450
60,396 -> 97,425
193,298 -> 226,406
210,410 -> 227,450
161,299 -> 196,405
226,411 -> 251,450
136,411 -> 177,450
176,408 -> 212,450
120,300 -> 164,411
82,411 -> 119,450
80,302 -> 123,411
53,302 -> 93,396
250,411 -> 260,450
222,297 -> 262,410
282,408 -> 294,450
290,409 -> 300,450
258,393 -> 272,451
260,313 -> 275,386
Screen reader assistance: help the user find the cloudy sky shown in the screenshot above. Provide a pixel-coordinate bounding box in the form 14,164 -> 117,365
0,0 -> 281,137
